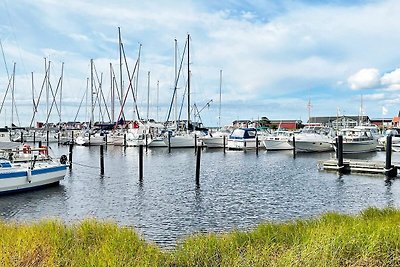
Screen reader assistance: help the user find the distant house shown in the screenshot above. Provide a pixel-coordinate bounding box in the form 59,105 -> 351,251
269,120 -> 302,130
370,118 -> 393,128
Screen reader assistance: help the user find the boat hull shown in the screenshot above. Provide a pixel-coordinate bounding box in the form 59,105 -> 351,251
262,139 -> 292,150
339,140 -> 378,154
0,165 -> 67,194
294,141 -> 333,152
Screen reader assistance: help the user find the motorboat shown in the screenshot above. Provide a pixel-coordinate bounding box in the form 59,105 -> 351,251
75,130 -> 105,146
332,128 -> 378,153
0,143 -> 68,194
227,128 -> 261,150
163,131 -> 205,148
199,129 -> 231,148
289,126 -> 334,152
262,129 -> 294,150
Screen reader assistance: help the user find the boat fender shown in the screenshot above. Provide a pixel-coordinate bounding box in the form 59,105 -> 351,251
23,144 -> 31,154
60,155 -> 67,165
40,146 -> 48,155
27,168 -> 32,183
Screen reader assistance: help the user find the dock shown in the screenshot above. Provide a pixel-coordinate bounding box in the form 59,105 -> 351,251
319,159 -> 398,177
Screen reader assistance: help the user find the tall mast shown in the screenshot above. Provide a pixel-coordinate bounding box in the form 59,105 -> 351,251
11,62 -> 15,128
118,27 -> 123,114
110,63 -> 115,123
59,62 -> 64,126
187,34 -> 190,129
147,71 -> 150,122
135,44 -> 142,120
156,80 -> 159,122
218,69 -> 222,129
174,38 -> 178,129
90,59 -> 94,126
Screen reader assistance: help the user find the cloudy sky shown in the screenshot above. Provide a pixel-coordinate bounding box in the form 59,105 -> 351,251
1,0 -> 400,127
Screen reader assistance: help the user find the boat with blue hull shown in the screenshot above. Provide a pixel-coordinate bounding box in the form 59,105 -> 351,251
0,145 -> 68,195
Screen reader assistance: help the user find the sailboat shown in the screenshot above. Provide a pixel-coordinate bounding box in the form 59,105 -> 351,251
163,34 -> 204,148
200,70 -> 230,148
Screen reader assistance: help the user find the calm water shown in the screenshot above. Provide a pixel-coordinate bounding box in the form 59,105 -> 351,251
1,145 -> 400,247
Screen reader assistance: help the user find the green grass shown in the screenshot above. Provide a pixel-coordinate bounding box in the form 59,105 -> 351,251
1,207 -> 400,266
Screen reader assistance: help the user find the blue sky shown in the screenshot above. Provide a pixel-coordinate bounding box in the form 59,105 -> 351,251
1,0 -> 400,127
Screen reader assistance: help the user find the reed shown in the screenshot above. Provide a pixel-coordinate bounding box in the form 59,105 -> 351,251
1,207 -> 400,266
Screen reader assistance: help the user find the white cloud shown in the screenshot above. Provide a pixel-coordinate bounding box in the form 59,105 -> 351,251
347,68 -> 380,90
381,68 -> 400,88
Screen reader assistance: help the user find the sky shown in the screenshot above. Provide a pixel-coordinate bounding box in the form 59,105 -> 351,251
1,0 -> 400,127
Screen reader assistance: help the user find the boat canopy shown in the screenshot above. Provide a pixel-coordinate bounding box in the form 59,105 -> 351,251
229,128 -> 257,139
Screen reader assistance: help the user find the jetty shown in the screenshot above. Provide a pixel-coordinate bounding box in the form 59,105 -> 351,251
319,159 -> 398,177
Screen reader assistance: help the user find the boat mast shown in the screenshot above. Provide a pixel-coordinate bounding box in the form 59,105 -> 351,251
156,80 -> 159,122
11,62 -> 15,129
90,59 -> 94,127
147,71 -> 150,122
174,38 -> 178,130
59,62 -> 64,126
187,34 -> 190,130
218,69 -> 222,129
118,27 -> 123,122
110,63 -> 114,123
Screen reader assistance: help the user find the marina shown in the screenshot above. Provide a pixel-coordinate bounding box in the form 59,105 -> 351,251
1,142 -> 400,247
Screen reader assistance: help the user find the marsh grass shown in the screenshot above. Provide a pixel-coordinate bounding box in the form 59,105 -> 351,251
1,207 -> 400,266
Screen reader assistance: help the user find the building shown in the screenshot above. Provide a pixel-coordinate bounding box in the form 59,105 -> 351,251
268,120 -> 302,130
307,115 -> 370,129
370,118 -> 393,128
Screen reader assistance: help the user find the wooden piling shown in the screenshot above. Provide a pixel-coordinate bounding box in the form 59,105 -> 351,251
100,145 -> 104,175
46,130 -> 49,147
145,134 -> 148,152
195,146 -> 201,186
292,135 -> 296,157
139,144 -> 143,181
194,134 -> 197,151
71,131 -> 74,144
337,135 -> 344,171
168,131 -> 171,153
20,132 -> 23,143
58,132 -> 60,146
33,131 -> 36,145
68,143 -> 73,169
385,135 -> 395,177
256,136 -> 259,155
223,135 -> 226,153
105,133 -> 108,147
38,141 -> 42,148
124,133 -> 127,147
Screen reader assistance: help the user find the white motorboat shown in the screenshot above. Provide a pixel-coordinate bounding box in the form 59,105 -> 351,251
200,129 -> 230,148
75,131 -> 105,146
227,128 -> 261,150
262,129 -> 293,150
0,144 -> 68,194
332,128 -> 378,153
290,126 -> 334,152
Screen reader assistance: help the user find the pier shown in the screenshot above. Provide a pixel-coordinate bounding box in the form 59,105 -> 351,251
319,159 -> 398,177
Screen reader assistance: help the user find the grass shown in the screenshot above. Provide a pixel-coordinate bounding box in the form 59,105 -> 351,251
1,207 -> 400,266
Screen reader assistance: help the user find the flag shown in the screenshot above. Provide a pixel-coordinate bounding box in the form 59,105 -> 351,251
382,106 -> 388,115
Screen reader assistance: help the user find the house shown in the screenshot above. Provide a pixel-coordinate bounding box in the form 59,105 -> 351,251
232,120 -> 251,128
268,120 -> 302,130
370,118 -> 393,128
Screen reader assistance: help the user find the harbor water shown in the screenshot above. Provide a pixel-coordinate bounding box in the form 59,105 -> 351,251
1,145 -> 400,247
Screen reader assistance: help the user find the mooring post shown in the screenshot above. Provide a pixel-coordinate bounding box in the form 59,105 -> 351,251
100,144 -> 104,175
71,131 -> 74,144
124,133 -> 127,147
292,135 -> 296,158
38,140 -> 42,148
256,136 -> 259,155
46,130 -> 49,147
337,135 -> 344,171
139,144 -> 143,182
20,131 -> 23,143
385,135 -> 392,172
58,132 -> 60,146
195,134 -> 198,149
223,135 -> 226,153
168,131 -> 171,153
88,132 -> 91,145
195,146 -> 201,186
335,136 -> 339,159
33,131 -> 36,145
104,133 -> 108,147
68,143 -> 73,169
145,134 -> 148,152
